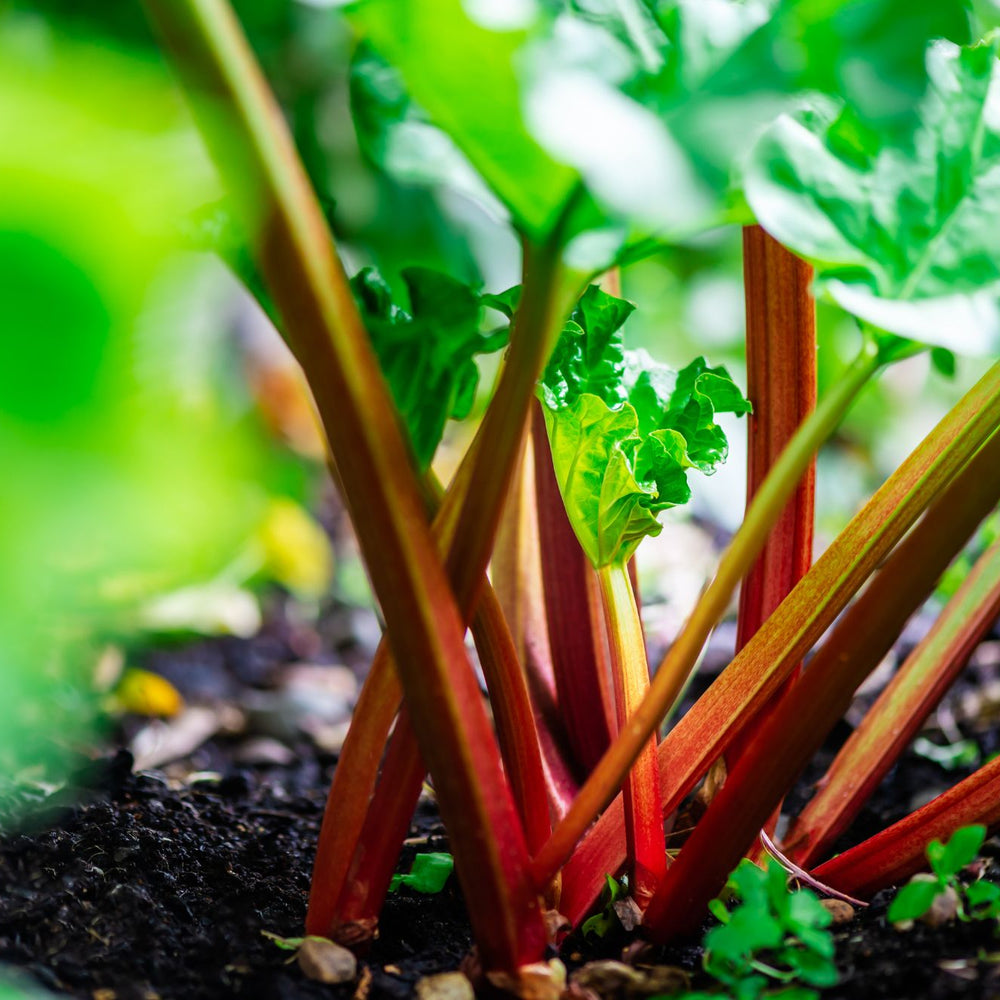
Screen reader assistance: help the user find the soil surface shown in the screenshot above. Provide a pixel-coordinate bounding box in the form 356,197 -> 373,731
3,619 -> 1000,999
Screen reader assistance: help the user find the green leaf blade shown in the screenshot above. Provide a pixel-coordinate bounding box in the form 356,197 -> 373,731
887,877 -> 943,922
746,38 -> 1000,356
347,0 -> 579,238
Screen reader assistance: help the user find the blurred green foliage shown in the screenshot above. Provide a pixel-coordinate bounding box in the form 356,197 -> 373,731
0,18 -> 284,777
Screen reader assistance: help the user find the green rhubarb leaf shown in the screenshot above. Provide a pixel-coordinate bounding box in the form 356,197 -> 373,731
644,0 -> 970,125
529,0 -> 971,236
388,852 -> 455,894
351,267 -> 508,470
746,38 -> 1000,355
349,43 -> 505,218
539,285 -> 747,566
541,393 -> 691,567
347,0 -> 579,239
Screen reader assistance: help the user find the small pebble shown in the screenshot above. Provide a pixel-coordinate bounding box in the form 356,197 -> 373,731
415,971 -> 475,1000
297,937 -> 357,984
821,898 -> 856,924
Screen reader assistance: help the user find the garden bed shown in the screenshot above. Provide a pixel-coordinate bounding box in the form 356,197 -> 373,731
3,622 -> 1000,1000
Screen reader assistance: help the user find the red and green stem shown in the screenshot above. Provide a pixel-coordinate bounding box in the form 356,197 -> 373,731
815,753 -> 1000,898
785,531 -> 1000,867
304,245 -> 579,947
144,0 -> 554,971
532,342 -> 880,897
532,401 -> 616,777
728,226 -> 816,776
596,560 -> 665,906
642,429 -> 1000,940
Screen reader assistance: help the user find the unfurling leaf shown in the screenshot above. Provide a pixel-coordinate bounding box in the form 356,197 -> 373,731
538,285 -> 748,568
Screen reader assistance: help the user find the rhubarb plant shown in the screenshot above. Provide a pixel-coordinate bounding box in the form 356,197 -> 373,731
141,0 -> 1000,992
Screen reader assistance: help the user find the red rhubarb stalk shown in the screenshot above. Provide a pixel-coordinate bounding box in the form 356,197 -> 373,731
492,422 -> 556,703
642,430 -> 1000,941
555,362 -> 1000,923
332,709 -> 426,941
307,243 -> 579,940
493,422 -> 579,812
597,561 -> 665,906
144,0 -> 551,970
331,577 -> 559,937
729,226 -> 816,772
785,532 -> 1000,867
532,400 -> 617,776
814,754 -> 1000,897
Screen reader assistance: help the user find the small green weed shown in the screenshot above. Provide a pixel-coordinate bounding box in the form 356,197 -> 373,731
685,859 -> 837,1000
581,874 -> 628,939
888,825 -> 1000,925
388,852 -> 454,894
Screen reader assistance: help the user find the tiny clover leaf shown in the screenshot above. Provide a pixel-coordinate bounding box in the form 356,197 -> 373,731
746,38 -> 1000,357
702,859 -> 837,1000
887,875 -> 944,924
351,267 -> 508,471
929,824 -> 985,879
966,880 -> 1000,919
538,285 -> 748,569
888,825 -> 997,926
261,930 -> 306,951
581,874 -> 627,939
388,852 -> 455,895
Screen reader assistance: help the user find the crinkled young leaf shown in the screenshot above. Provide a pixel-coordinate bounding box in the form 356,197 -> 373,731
538,285 -> 747,567
541,286 -> 750,453
746,39 -> 1000,355
540,284 -> 634,408
351,267 -> 508,470
626,352 -> 752,470
541,393 -> 691,567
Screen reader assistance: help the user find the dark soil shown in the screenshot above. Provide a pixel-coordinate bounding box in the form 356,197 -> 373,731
3,626 -> 1000,999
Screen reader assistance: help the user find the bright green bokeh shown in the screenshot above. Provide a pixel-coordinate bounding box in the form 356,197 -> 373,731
0,28 -> 270,778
